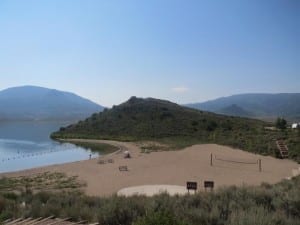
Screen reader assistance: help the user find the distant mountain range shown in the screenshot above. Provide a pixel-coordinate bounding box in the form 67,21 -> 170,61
186,93 -> 300,121
0,86 -> 104,120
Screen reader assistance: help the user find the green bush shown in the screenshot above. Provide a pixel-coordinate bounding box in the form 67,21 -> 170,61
0,176 -> 299,225
97,196 -> 146,225
133,210 -> 187,225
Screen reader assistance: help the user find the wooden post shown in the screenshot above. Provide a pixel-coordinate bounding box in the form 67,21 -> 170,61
210,153 -> 213,166
259,159 -> 262,172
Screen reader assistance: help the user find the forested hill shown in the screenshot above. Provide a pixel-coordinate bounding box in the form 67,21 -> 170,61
51,97 -> 299,162
52,96 -> 264,139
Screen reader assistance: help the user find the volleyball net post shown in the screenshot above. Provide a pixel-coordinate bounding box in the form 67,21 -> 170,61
259,159 -> 262,172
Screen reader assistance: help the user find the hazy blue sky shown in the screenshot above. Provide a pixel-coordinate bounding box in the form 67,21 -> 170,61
0,0 -> 299,106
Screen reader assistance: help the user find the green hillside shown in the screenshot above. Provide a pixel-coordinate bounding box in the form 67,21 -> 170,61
51,97 -> 300,162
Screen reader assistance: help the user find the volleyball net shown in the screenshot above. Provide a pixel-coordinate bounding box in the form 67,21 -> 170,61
214,155 -> 258,164
210,154 -> 262,172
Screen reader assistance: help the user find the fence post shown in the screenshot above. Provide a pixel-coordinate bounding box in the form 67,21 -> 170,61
259,159 -> 262,172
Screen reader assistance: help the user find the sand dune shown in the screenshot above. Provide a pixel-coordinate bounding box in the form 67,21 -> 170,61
2,140 -> 299,196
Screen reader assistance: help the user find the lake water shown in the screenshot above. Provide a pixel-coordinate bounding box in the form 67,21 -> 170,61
0,121 -> 100,173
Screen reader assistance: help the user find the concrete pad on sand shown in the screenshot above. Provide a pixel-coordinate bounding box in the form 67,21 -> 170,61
118,185 -> 188,197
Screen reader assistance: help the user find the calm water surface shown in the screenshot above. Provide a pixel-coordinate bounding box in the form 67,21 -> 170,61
0,121 -> 100,173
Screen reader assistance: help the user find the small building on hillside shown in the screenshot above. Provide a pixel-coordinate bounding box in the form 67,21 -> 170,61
291,123 -> 300,129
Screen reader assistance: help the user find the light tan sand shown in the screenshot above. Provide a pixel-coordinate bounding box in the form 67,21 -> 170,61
1,139 -> 299,196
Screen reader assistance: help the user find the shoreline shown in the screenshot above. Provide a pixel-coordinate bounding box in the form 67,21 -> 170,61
1,140 -> 299,196
1,139 -> 123,175
0,139 -> 123,175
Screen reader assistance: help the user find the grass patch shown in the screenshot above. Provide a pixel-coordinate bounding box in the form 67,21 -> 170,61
65,141 -> 119,154
0,172 -> 85,193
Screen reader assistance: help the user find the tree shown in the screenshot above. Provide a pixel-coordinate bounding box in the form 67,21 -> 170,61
275,117 -> 287,130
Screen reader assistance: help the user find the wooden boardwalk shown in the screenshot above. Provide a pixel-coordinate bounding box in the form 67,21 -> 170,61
276,139 -> 289,158
2,217 -> 99,225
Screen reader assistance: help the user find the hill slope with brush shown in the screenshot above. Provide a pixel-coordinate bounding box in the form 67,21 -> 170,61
52,97 -> 300,162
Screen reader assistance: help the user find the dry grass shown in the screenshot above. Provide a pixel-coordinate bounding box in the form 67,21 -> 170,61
0,172 -> 85,193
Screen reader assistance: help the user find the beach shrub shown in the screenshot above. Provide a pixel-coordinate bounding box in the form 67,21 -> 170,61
228,207 -> 290,225
0,176 -> 299,225
0,196 -> 5,213
133,210 -> 187,225
275,118 -> 287,130
97,195 -> 146,225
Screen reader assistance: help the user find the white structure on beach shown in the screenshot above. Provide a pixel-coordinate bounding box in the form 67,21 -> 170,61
292,123 -> 300,129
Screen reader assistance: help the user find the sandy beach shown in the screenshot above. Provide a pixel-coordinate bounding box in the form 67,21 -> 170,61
1,139 -> 299,196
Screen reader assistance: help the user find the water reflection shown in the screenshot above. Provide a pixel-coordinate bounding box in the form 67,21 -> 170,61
0,121 -> 101,173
